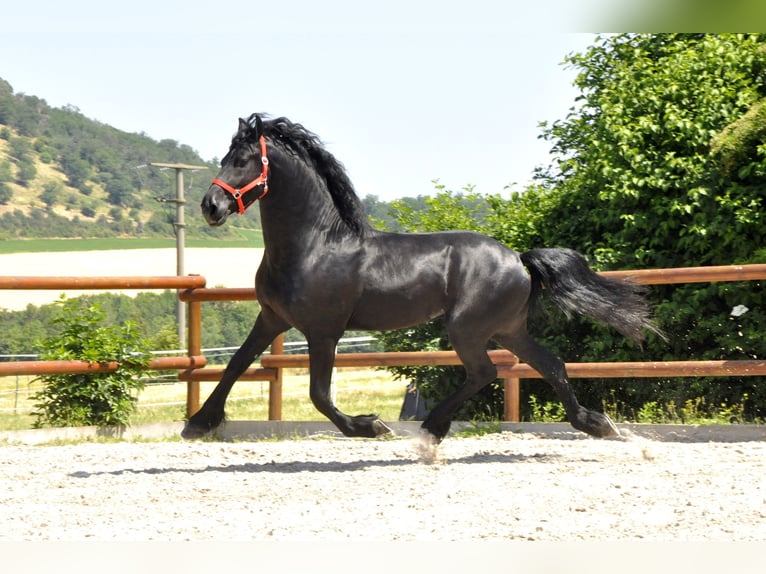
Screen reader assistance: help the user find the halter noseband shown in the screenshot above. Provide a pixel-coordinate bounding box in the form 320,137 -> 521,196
211,135 -> 269,214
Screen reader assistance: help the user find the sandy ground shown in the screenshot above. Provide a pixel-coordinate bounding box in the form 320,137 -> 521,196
0,248 -> 264,310
0,429 -> 764,542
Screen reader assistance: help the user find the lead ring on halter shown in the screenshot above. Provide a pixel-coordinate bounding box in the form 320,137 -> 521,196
211,135 -> 269,214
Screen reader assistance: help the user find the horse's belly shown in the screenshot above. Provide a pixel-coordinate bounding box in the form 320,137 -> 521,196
347,290 -> 445,331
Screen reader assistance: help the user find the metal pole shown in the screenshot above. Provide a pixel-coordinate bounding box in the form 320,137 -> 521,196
175,168 -> 186,348
149,162 -> 207,349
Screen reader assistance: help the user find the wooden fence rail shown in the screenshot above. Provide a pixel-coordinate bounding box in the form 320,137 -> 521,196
600,263 -> 766,284
0,355 -> 207,376
0,275 -> 207,290
1,263 -> 765,426
0,274 -> 207,381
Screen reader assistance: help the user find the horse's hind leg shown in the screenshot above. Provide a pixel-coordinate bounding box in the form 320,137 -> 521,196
421,335 -> 499,444
496,331 -> 619,438
307,337 -> 392,438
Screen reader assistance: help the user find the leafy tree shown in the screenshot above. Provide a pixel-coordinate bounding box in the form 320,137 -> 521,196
8,135 -> 31,161
0,83 -> 14,126
0,159 -> 12,182
531,33 -> 766,416
105,175 -> 134,206
0,182 -> 11,205
538,33 -> 766,269
40,180 -> 62,208
58,149 -> 91,191
388,183 -> 488,233
15,160 -> 36,186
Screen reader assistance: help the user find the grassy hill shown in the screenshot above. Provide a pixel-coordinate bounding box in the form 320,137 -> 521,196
0,77 -> 261,243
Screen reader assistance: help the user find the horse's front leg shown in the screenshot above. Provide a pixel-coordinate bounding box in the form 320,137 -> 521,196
182,308 -> 289,439
308,337 -> 392,438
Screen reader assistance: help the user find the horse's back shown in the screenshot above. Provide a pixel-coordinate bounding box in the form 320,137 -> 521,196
346,230 -> 528,331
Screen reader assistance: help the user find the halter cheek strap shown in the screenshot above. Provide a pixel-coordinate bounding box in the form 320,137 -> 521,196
211,135 -> 270,214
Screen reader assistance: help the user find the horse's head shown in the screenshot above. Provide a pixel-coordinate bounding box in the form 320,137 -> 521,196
201,114 -> 269,226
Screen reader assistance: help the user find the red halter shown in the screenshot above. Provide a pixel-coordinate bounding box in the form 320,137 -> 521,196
211,135 -> 270,214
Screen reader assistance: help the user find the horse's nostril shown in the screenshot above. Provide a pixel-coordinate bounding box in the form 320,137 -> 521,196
201,193 -> 229,226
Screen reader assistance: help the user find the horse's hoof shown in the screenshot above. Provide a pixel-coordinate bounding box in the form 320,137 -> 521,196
574,410 -> 621,439
415,428 -> 444,464
181,421 -> 209,440
372,419 -> 393,437
587,412 -> 620,438
601,413 -> 621,438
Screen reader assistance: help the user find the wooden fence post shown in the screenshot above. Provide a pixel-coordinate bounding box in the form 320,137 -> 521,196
500,368 -> 520,422
186,299 -> 202,419
268,333 -> 284,420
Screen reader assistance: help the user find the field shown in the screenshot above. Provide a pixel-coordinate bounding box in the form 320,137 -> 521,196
0,231 -> 265,254
0,245 -> 265,310
0,367 -> 410,432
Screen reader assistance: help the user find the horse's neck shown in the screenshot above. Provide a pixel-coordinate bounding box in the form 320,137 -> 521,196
258,155 -> 353,264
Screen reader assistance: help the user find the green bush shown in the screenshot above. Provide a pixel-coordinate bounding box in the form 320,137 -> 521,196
31,297 -> 150,428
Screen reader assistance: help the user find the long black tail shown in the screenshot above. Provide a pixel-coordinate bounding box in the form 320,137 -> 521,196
520,248 -> 663,345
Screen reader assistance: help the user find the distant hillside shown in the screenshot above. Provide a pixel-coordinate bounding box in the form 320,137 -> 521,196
0,77 -> 255,241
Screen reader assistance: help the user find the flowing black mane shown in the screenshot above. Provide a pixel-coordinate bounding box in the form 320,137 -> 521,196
240,113 -> 370,236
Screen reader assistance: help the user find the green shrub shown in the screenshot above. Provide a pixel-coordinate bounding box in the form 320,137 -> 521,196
32,297 -> 150,428
528,395 -> 567,423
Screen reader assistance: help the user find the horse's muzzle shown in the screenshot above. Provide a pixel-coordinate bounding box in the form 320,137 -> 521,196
201,188 -> 231,226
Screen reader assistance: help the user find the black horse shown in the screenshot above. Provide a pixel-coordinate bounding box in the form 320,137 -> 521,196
182,113 -> 660,444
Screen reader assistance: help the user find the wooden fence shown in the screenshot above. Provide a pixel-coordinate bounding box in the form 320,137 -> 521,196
178,263 -> 766,421
0,275 -> 208,377
2,263 -> 766,424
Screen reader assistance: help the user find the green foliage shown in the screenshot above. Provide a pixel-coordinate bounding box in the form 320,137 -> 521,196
40,180 -> 61,208
482,185 -> 555,250
710,97 -> 766,173
451,420 -> 503,438
528,395 -> 567,423
527,394 -> 753,425
538,33 -> 766,269
0,290 -> 264,360
389,182 -> 488,233
31,297 -> 151,428
0,159 -> 12,181
0,182 -> 11,204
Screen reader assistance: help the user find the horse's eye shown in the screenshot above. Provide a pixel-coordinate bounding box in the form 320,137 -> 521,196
233,152 -> 250,168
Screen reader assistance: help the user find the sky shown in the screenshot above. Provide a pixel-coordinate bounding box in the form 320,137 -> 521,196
0,1 -> 606,201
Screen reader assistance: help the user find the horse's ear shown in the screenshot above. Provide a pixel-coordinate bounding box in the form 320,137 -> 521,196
237,117 -> 249,137
254,114 -> 264,136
